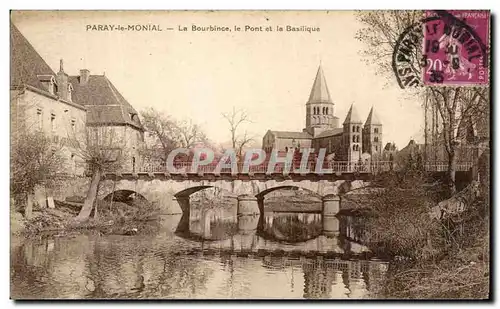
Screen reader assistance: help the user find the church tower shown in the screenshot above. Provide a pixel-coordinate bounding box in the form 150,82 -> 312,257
305,65 -> 338,137
342,104 -> 363,162
362,106 -> 383,159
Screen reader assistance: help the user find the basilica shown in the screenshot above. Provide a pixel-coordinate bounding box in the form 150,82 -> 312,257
262,65 -> 383,162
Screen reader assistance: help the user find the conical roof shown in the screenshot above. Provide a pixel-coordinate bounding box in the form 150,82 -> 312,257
307,65 -> 332,104
365,106 -> 382,126
343,104 -> 363,124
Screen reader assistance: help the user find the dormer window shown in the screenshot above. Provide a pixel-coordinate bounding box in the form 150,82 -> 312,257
67,83 -> 74,102
37,75 -> 57,95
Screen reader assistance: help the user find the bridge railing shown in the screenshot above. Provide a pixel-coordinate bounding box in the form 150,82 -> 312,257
134,160 -> 473,174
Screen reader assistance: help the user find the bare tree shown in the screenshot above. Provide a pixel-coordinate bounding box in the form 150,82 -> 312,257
73,126 -> 128,222
10,132 -> 65,219
235,131 -> 256,158
221,107 -> 252,154
427,86 -> 489,194
140,108 -> 208,164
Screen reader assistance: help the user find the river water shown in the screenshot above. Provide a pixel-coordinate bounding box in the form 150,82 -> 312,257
11,209 -> 389,299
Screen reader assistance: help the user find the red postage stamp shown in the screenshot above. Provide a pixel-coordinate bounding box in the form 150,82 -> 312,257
422,10 -> 490,86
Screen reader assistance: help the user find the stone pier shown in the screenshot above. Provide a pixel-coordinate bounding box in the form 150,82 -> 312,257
237,195 -> 260,216
322,194 -> 340,237
174,196 -> 191,233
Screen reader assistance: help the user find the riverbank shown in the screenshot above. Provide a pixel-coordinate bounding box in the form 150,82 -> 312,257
11,198 -> 164,238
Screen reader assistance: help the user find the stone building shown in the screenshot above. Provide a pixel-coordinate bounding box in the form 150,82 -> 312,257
11,23 -> 145,174
262,65 -> 383,162
10,23 -> 87,176
68,71 -> 145,172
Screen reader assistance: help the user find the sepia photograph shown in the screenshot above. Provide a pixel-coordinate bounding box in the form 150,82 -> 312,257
9,9 -> 490,300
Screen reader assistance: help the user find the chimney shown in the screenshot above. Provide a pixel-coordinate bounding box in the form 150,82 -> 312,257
56,59 -> 69,100
80,69 -> 90,85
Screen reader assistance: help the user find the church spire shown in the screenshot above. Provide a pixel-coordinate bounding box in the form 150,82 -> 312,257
365,106 -> 382,126
307,65 -> 332,104
343,104 -> 363,125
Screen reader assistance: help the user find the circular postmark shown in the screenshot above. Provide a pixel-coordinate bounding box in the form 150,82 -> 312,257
392,10 -> 489,89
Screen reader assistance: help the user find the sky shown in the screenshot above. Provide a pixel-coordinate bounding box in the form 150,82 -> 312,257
11,10 -> 426,149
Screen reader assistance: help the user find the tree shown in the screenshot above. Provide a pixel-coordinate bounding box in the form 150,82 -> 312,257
426,86 -> 489,194
356,11 -> 490,194
10,132 -> 64,219
140,108 -> 208,164
221,107 -> 254,158
73,126 -> 128,222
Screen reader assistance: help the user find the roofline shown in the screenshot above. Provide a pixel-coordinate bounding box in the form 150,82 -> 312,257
315,132 -> 343,139
86,122 -> 145,132
11,84 -> 87,111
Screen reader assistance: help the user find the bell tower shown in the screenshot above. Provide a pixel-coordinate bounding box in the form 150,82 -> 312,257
342,104 -> 363,162
305,65 -> 337,137
363,106 -> 383,158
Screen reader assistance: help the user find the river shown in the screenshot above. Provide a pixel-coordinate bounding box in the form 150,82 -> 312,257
10,209 -> 389,299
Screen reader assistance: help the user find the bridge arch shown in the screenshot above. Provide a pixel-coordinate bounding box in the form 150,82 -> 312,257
102,189 -> 148,202
255,185 -> 322,200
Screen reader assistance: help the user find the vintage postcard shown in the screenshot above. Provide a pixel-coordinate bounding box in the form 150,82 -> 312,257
10,10 -> 490,300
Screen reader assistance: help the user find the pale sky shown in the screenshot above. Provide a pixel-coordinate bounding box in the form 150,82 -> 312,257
11,10 -> 425,149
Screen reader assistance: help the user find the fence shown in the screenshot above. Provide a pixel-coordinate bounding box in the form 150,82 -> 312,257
134,160 -> 473,175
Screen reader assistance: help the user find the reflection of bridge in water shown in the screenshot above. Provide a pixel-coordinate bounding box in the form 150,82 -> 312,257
175,209 -> 372,258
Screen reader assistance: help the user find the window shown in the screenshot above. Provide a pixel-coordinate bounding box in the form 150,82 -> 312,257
353,145 -> 356,151
374,128 -> 379,134
352,126 -> 355,132
352,135 -> 356,142
48,78 -> 55,95
326,107 -> 329,115
36,108 -> 43,130
50,113 -> 56,131
357,126 -> 360,133
67,84 -> 73,102
375,146 -> 378,151
374,136 -> 379,142
356,135 -> 360,143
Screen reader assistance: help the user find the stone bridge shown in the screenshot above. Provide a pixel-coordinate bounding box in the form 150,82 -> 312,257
91,174 -> 370,218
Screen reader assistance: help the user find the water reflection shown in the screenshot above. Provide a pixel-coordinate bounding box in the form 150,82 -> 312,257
11,209 -> 388,299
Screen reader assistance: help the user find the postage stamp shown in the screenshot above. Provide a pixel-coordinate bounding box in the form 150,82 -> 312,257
422,10 -> 490,86
392,10 -> 490,89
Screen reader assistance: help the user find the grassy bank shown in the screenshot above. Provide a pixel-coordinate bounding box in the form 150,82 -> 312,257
12,198 -> 164,238
362,170 -> 490,299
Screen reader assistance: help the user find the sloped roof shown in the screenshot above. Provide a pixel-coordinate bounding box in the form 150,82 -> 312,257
307,65 -> 332,104
68,75 -> 144,131
271,131 -> 313,139
314,128 -> 343,138
365,106 -> 382,126
10,23 -> 55,91
343,104 -> 363,125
